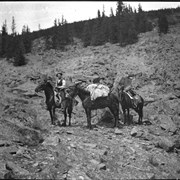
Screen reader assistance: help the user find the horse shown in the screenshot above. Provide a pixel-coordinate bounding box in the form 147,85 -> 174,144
67,81 -> 119,129
35,77 -> 73,126
118,86 -> 144,125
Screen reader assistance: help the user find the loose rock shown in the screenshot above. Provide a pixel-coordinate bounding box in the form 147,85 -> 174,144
156,136 -> 175,152
158,114 -> 177,134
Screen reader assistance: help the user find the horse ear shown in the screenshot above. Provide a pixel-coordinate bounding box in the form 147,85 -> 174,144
41,74 -> 51,83
47,76 -> 52,82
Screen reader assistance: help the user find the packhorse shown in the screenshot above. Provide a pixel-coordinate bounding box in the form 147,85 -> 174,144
35,77 -> 73,126
118,86 -> 144,125
67,81 -> 119,129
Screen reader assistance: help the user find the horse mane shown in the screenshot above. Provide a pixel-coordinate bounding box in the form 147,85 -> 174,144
78,85 -> 90,95
46,81 -> 54,90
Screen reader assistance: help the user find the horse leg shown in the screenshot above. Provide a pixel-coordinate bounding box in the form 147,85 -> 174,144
122,108 -> 126,125
68,106 -> 72,126
62,108 -> 67,126
114,114 -> 119,128
138,107 -> 143,125
85,108 -> 92,129
49,108 -> 55,125
127,108 -> 130,125
109,107 -> 119,128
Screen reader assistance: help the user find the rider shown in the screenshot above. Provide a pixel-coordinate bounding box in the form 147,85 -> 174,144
55,72 -> 66,103
55,72 -> 79,108
119,74 -> 137,108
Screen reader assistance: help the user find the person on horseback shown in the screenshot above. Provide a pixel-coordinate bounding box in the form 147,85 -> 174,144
55,72 -> 78,109
55,72 -> 66,103
119,74 -> 138,108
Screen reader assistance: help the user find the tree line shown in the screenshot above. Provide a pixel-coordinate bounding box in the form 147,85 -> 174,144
0,1 -> 178,66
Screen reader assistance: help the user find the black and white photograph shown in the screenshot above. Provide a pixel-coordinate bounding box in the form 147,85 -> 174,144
0,1 -> 180,179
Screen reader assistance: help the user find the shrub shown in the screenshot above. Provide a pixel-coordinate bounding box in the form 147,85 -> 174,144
158,14 -> 169,34
13,39 -> 27,66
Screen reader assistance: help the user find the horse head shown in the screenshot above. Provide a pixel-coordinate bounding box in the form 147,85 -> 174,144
66,80 -> 84,98
116,85 -> 125,103
35,76 -> 53,93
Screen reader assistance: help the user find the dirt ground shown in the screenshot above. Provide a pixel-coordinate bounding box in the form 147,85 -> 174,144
0,23 -> 180,179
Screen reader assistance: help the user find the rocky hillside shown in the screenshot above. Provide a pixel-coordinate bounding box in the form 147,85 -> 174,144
0,23 -> 180,179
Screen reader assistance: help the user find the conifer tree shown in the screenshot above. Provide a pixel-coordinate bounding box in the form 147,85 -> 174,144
116,1 -> 124,16
52,16 -> 71,50
22,25 -> 31,53
82,21 -> 91,47
110,7 -> 114,17
97,10 -> 101,18
109,17 -> 118,43
1,21 -> 8,57
102,5 -> 105,18
158,14 -> 169,34
11,16 -> 16,36
54,19 -> 57,27
116,1 -> 125,45
14,38 -> 26,66
38,24 -> 41,30
100,16 -> 109,43
91,11 -> 102,46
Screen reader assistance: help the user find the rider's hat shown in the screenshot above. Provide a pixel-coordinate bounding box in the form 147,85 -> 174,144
56,71 -> 63,77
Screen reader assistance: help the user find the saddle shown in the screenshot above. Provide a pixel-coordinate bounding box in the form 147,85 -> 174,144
54,92 -> 61,105
54,88 -> 73,106
125,89 -> 136,98
54,87 -> 62,105
124,89 -> 138,108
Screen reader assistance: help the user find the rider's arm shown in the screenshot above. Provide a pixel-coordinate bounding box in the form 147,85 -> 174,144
57,79 -> 66,89
55,80 -> 58,87
124,85 -> 131,92
61,79 -> 66,88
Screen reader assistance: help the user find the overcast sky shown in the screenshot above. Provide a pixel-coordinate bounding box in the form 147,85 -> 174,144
1,1 -> 180,34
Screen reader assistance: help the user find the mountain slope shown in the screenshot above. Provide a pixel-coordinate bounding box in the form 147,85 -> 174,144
0,23 -> 180,179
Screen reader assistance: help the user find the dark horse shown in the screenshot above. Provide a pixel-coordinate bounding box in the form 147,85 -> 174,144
35,77 -> 73,126
118,86 -> 144,125
67,82 -> 119,129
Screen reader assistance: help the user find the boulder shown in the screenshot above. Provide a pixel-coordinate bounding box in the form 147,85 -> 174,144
160,101 -> 174,115
90,159 -> 106,170
146,172 -> 155,179
130,127 -> 143,137
174,138 -> 180,149
158,114 -> 177,134
172,115 -> 180,127
98,163 -> 106,170
42,135 -> 61,147
5,161 -> 30,176
83,143 -> 97,149
173,81 -> 180,90
174,104 -> 180,115
0,140 -> 12,147
114,128 -> 123,135
156,136 -> 175,152
18,126 -> 44,146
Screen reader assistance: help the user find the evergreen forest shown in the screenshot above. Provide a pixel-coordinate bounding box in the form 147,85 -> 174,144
0,1 -> 179,66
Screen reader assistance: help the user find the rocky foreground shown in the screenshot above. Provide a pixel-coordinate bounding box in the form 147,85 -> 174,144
0,23 -> 180,179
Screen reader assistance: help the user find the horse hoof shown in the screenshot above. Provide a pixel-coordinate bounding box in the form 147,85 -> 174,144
113,124 -> 117,128
87,126 -> 92,130
62,123 -> 66,127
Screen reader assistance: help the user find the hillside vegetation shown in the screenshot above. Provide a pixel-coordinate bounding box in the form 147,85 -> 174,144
1,3 -> 180,64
